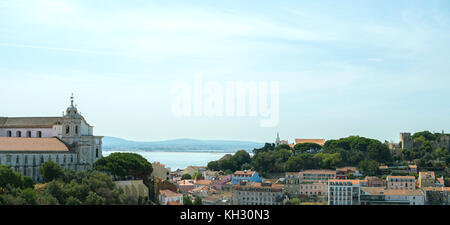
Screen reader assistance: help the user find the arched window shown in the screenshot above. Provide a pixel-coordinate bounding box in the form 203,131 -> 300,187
16,131 -> 22,137
7,131 -> 12,137
65,126 -> 70,134
37,131 -> 42,138
75,126 -> 79,135
96,148 -> 99,158
27,131 -> 32,138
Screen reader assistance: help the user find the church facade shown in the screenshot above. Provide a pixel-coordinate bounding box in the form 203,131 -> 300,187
0,96 -> 103,181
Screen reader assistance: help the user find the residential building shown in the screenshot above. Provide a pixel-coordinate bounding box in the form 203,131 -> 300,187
285,172 -> 300,198
299,170 -> 336,199
387,176 -> 416,190
203,194 -> 227,205
360,187 -> 425,205
177,179 -> 195,193
210,175 -> 231,190
328,179 -> 363,205
232,170 -> 263,184
366,176 -> 387,188
222,181 -> 233,192
418,171 -> 436,188
203,170 -> 223,180
194,179 -> 211,188
422,187 -> 450,205
408,165 -> 418,173
336,167 -> 362,178
232,181 -> 287,205
159,189 -> 183,205
189,185 -> 210,198
151,161 -> 170,180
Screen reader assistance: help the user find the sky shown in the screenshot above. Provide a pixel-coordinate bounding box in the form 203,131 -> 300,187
0,0 -> 449,143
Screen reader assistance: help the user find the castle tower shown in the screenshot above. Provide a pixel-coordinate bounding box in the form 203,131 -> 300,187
400,133 -> 413,150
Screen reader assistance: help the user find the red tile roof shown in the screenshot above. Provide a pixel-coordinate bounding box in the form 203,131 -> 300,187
295,139 -> 325,146
160,189 -> 182,197
167,201 -> 183,205
0,137 -> 69,152
234,171 -> 255,176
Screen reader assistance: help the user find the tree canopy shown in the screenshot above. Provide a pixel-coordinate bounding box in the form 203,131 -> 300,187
39,161 -> 64,182
94,152 -> 153,180
207,150 -> 251,172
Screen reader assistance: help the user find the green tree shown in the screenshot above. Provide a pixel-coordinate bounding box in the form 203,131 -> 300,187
0,165 -> 25,189
207,161 -> 220,171
359,160 -> 380,176
21,188 -> 37,205
193,196 -> 203,205
294,143 -> 322,154
94,152 -> 153,180
183,195 -> 193,205
85,191 -> 105,205
194,173 -> 203,180
286,198 -> 302,205
66,196 -> 82,205
37,193 -> 60,205
231,150 -> 251,166
39,161 -> 64,182
181,174 -> 192,180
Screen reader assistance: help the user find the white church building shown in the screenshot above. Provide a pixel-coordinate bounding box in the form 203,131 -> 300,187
0,95 -> 103,181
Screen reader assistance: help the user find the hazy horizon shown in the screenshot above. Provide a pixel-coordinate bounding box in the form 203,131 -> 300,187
1,0 -> 449,143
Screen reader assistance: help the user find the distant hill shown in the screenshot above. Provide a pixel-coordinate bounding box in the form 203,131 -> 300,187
102,136 -> 264,153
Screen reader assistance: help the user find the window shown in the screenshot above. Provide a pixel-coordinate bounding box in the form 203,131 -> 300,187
65,126 -> 70,134
27,131 -> 32,138
96,148 -> 99,158
16,131 -> 22,137
37,131 -> 42,138
75,126 -> 79,135
7,131 -> 12,137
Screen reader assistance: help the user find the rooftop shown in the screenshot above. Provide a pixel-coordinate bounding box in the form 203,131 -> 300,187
167,201 -> 183,205
361,187 -> 424,196
295,139 -> 325,146
160,189 -> 182,197
178,180 -> 195,186
422,187 -> 450,192
300,169 -> 336,174
0,117 -> 63,128
387,176 -> 416,179
329,179 -> 365,185
0,137 -> 69,152
234,170 -> 256,176
194,180 -> 212,185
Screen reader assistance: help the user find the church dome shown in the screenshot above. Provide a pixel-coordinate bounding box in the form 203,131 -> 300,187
65,94 -> 81,119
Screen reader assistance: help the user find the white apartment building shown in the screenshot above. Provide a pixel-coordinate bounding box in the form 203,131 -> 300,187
328,179 -> 364,205
232,181 -> 287,205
